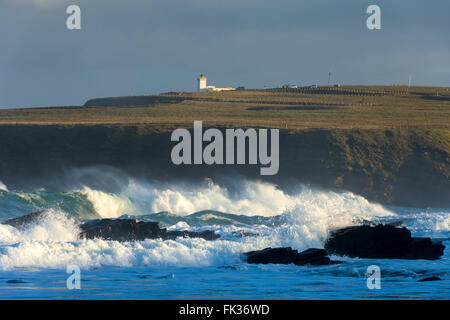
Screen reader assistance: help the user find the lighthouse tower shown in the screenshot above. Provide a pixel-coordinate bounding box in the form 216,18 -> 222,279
197,74 -> 207,91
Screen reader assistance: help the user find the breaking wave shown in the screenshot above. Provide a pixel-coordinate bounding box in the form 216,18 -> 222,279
1,177 -> 448,271
0,181 -> 7,192
0,178 -> 393,220
0,209 -> 80,243
82,187 -> 134,218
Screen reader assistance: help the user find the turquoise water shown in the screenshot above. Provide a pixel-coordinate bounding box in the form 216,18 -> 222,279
0,180 -> 449,299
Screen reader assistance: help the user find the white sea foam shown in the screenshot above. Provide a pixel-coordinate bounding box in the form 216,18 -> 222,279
166,221 -> 191,231
82,187 -> 134,218
274,189 -> 395,249
0,210 -> 80,244
0,181 -> 8,192
0,182 -> 399,270
0,234 -> 279,270
435,216 -> 450,231
4,178 -> 434,271
402,211 -> 450,236
120,178 -> 395,218
2,206 -> 448,270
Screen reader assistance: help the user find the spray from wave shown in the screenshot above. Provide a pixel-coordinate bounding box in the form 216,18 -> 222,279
120,178 -> 394,218
0,181 -> 7,192
0,209 -> 80,243
0,177 -> 394,220
81,187 -> 134,218
0,177 -> 405,270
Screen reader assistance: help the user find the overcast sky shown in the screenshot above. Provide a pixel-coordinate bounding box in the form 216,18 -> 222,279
0,0 -> 449,108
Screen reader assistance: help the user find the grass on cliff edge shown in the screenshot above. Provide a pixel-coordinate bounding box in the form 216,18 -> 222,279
0,85 -> 449,132
327,129 -> 449,182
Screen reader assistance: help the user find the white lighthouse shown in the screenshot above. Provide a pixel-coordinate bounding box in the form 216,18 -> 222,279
196,74 -> 236,92
197,74 -> 207,91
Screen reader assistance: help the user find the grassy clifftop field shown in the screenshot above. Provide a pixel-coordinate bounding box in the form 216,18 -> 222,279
0,85 -> 449,130
0,85 -> 448,207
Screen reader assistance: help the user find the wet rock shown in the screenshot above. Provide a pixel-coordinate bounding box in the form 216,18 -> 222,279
418,276 -> 442,282
79,218 -> 220,241
2,212 -> 220,242
79,219 -> 166,241
325,224 -> 445,260
231,231 -> 259,238
166,230 -> 220,241
2,211 -> 48,228
6,279 -> 28,284
244,247 -> 339,266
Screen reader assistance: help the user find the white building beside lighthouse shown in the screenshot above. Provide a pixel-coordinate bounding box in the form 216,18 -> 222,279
197,74 -> 236,92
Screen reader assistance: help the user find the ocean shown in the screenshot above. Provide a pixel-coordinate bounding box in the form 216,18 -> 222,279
0,178 -> 449,299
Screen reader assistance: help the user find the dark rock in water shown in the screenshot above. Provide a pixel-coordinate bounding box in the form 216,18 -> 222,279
2,212 -> 220,242
166,230 -> 220,241
231,231 -> 259,238
325,224 -> 445,260
3,211 -> 48,228
418,276 -> 442,282
244,247 -> 339,266
79,219 -> 166,241
79,218 -> 220,241
6,279 -> 28,284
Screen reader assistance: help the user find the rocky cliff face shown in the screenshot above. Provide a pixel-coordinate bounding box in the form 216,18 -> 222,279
0,125 -> 448,208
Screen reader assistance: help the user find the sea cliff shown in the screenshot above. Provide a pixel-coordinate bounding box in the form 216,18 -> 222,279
0,125 -> 448,208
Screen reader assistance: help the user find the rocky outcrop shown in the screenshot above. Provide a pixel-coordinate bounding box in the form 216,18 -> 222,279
3,211 -> 47,228
79,219 -> 166,241
0,126 -> 448,208
2,212 -> 220,241
244,247 -> 339,266
79,219 -> 220,241
324,224 -> 445,260
418,276 -> 442,282
165,230 -> 220,241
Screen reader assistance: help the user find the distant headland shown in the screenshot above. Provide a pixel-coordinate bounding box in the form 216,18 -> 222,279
0,85 -> 448,208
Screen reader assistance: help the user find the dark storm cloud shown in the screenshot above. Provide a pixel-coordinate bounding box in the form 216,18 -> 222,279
0,0 -> 449,108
